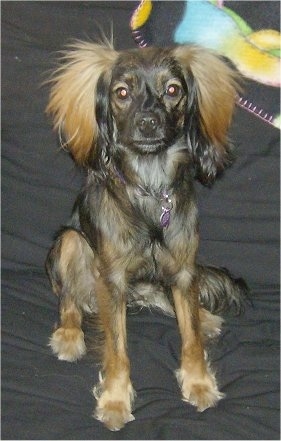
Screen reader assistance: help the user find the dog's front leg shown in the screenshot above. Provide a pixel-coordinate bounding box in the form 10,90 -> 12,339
173,271 -> 224,411
93,275 -> 135,431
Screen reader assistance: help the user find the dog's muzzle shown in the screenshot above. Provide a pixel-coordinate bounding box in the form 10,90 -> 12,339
132,111 -> 166,153
136,112 -> 160,137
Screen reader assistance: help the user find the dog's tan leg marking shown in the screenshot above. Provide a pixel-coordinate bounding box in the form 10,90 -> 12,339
49,230 -> 87,362
173,287 -> 224,411
49,301 -> 86,362
93,276 -> 135,431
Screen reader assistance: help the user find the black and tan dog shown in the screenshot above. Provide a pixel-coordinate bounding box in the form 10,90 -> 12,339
46,41 -> 247,431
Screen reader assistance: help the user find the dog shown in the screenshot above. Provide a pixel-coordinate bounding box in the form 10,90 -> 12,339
45,41 -> 247,431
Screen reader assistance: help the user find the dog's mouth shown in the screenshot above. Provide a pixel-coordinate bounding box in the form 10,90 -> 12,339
132,138 -> 166,154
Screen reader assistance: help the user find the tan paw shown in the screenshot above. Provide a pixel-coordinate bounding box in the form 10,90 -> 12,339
176,368 -> 224,412
199,308 -> 224,339
49,326 -> 86,362
93,377 -> 135,431
94,399 -> 135,431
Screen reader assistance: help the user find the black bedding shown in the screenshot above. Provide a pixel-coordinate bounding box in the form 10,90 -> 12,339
2,1 -> 280,439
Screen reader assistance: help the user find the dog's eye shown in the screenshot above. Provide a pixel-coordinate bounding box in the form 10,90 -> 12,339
165,84 -> 181,98
116,87 -> 130,101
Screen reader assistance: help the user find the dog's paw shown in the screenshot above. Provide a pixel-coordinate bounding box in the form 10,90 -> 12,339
176,368 -> 224,412
93,376 -> 135,431
94,399 -> 135,431
199,308 -> 224,340
49,326 -> 86,362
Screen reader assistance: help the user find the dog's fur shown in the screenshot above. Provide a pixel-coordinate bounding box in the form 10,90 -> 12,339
46,41 -> 247,431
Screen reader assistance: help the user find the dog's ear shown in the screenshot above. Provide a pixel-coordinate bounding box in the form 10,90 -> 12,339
174,45 -> 240,184
46,41 -> 118,166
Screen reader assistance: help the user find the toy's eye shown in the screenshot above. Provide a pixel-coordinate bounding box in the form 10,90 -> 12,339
116,87 -> 130,100
165,83 -> 181,98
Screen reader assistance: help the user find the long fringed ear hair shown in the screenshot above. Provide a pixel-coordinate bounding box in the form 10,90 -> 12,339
174,45 -> 240,185
46,41 -> 119,166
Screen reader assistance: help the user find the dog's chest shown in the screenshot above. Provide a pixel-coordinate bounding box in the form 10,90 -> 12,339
125,194 -> 176,277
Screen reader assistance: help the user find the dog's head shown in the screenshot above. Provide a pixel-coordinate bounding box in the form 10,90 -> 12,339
47,42 -> 239,184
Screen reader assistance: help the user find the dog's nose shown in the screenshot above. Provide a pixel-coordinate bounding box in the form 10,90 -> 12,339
136,113 -> 159,135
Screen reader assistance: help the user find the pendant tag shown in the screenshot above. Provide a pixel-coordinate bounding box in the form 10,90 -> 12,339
160,193 -> 173,228
160,208 -> 171,227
